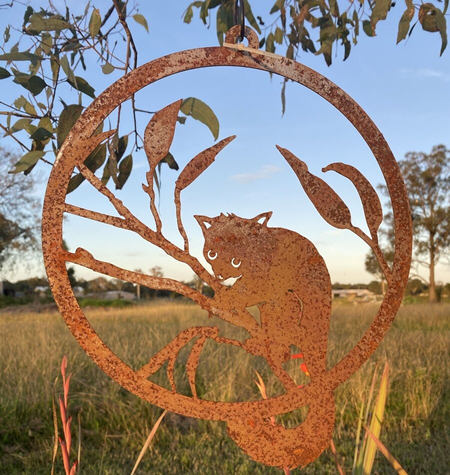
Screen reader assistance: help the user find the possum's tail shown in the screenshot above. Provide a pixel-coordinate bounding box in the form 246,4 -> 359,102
226,390 -> 335,469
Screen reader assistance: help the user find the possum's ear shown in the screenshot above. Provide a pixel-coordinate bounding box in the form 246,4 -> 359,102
251,211 -> 272,226
194,215 -> 214,232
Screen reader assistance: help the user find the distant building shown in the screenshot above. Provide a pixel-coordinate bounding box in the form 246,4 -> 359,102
332,288 -> 376,302
101,290 -> 135,301
34,286 -> 49,297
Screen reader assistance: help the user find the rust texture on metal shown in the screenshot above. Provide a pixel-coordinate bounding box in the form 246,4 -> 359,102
42,27 -> 412,470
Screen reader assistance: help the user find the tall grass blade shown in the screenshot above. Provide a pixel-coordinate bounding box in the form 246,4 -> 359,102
130,409 -> 167,475
364,425 -> 408,474
354,364 -> 378,474
352,401 -> 364,472
362,361 -> 389,474
77,411 -> 82,470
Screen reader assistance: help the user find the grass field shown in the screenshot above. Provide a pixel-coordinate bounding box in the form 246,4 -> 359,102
0,301 -> 448,474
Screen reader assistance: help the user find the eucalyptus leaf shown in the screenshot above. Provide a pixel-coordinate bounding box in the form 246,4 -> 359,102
181,97 -> 219,140
89,8 -> 101,37
133,14 -> 149,32
13,72 -> 46,95
11,151 -> 45,173
161,152 -> 179,170
30,127 -> 53,141
57,104 -> 83,148
397,0 -> 415,43
0,51 -> 40,63
102,62 -> 115,74
117,154 -> 133,189
11,118 -> 32,133
68,76 -> 95,98
435,9 -> 448,55
0,67 -> 10,79
28,13 -> 71,32
67,173 -> 85,194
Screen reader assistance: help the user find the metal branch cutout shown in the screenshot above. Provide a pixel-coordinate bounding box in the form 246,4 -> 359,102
42,27 -> 412,470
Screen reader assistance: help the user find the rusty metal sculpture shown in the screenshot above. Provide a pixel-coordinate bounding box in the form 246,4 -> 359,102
42,26 -> 412,470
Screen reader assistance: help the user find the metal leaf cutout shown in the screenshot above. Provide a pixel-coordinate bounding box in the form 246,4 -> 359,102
143,99 -> 182,170
142,100 -> 181,232
176,135 -> 236,191
276,146 -> 353,230
322,162 -> 383,240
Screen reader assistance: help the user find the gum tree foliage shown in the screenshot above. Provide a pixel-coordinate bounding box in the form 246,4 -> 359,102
185,0 -> 448,65
0,1 -> 220,189
366,145 -> 449,302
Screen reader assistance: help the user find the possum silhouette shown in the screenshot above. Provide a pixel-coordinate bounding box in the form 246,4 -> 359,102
195,211 -> 335,468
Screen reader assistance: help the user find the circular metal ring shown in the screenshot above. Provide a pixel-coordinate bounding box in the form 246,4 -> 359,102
42,34 -> 412,423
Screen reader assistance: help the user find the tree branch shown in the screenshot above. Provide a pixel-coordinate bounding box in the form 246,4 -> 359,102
63,247 -> 210,307
75,162 -> 218,290
62,247 -> 258,334
64,203 -> 129,230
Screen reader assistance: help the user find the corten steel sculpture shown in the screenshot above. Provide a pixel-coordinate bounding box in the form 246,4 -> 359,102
42,26 -> 412,470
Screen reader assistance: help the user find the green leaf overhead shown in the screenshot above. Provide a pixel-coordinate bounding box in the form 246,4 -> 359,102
67,173 -> 85,194
117,154 -> 133,189
133,14 -> 149,32
57,104 -> 83,149
161,152 -> 179,170
0,67 -> 10,79
102,63 -> 115,74
0,51 -> 40,63
181,97 -> 219,140
12,72 -> 47,96
397,0 -> 415,43
435,9 -> 448,55
11,151 -> 45,173
243,0 -> 261,34
370,0 -> 392,34
89,9 -> 102,37
28,13 -> 71,32
67,76 -> 95,98
216,2 -> 234,44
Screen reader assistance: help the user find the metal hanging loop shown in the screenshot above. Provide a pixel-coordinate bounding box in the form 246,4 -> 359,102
225,25 -> 259,50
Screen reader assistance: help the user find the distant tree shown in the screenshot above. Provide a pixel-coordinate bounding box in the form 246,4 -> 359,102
405,278 -> 427,296
149,266 -> 164,278
365,248 -> 394,295
0,147 -> 40,276
367,145 -> 449,302
367,280 -> 382,295
400,145 -> 449,303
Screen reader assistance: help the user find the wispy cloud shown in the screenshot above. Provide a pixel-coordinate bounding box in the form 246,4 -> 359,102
400,68 -> 450,82
231,164 -> 280,184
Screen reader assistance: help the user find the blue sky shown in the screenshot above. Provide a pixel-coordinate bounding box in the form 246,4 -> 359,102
2,1 -> 449,284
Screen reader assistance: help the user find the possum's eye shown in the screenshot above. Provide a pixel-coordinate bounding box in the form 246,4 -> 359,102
207,250 -> 218,260
231,257 -> 241,268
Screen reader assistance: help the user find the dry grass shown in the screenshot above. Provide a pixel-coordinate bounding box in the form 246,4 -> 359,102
0,301 -> 448,474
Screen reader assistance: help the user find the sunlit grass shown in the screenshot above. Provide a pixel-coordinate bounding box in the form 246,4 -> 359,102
0,301 -> 448,473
